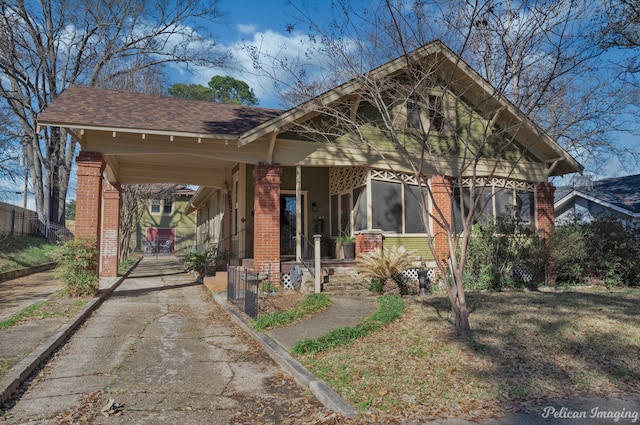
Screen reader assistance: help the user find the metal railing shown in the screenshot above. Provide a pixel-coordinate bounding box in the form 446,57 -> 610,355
298,233 -> 316,278
227,265 -> 259,318
5,211 -> 73,244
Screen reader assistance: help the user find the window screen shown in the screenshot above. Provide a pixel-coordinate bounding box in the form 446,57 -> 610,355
331,194 -> 339,236
353,186 -> 367,231
371,180 -> 402,232
405,185 -> 426,233
340,193 -> 351,234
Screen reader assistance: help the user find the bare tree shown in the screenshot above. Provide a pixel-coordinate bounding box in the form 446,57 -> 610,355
599,0 -> 640,75
0,0 -> 228,230
244,0 -> 629,334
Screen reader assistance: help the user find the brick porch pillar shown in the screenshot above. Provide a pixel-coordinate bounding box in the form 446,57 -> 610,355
536,182 -> 555,238
253,163 -> 282,283
75,151 -> 105,274
101,181 -> 121,277
431,175 -> 453,262
355,230 -> 383,257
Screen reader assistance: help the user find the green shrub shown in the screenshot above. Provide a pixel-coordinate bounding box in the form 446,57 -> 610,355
292,295 -> 405,354
368,277 -> 384,293
551,216 -> 640,287
464,216 -> 547,291
183,244 -> 233,279
53,237 -> 99,297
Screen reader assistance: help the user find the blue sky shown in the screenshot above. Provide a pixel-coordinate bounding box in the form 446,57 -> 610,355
3,0 -> 639,209
169,0 -> 329,109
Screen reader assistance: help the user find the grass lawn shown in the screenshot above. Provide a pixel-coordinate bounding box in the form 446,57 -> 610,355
295,288 -> 640,423
0,236 -> 57,273
0,293 -> 91,380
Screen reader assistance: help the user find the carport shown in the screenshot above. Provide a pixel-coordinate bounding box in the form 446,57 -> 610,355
37,84 -> 285,278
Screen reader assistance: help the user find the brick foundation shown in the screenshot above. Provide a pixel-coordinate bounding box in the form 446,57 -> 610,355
355,230 -> 383,257
252,163 -> 282,283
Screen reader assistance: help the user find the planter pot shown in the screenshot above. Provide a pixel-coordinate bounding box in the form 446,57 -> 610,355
320,242 -> 330,258
342,242 -> 355,259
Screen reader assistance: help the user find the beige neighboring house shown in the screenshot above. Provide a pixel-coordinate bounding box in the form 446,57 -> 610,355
37,40 -> 582,281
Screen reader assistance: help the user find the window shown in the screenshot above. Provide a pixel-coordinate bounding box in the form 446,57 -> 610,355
371,180 -> 403,233
405,92 -> 446,133
404,185 -> 426,233
452,187 -> 531,233
163,198 -> 173,214
406,94 -> 423,130
150,199 -> 160,214
428,95 -> 444,133
150,198 -> 173,215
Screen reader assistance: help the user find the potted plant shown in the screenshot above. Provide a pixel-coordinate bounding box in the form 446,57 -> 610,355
183,245 -> 233,282
339,233 -> 356,259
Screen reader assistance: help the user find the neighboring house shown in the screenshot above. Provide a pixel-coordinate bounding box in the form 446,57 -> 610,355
555,174 -> 640,225
133,185 -> 196,255
37,40 -> 582,280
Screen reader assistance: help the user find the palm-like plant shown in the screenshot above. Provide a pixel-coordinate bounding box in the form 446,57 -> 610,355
356,246 -> 420,295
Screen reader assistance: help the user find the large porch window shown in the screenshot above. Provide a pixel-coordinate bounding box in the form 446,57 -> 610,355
329,167 -> 427,236
451,179 -> 535,233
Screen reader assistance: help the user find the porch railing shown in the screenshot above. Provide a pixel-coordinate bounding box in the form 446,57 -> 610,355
298,233 -> 316,278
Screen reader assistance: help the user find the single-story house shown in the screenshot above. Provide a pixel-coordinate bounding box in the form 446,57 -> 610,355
37,40 -> 582,282
555,174 -> 640,225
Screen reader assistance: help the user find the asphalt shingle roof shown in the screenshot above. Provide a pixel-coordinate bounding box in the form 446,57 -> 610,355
38,84 -> 283,136
555,174 -> 640,215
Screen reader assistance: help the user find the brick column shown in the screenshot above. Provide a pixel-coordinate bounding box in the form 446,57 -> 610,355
75,152 -> 105,274
253,163 -> 282,283
430,175 -> 453,262
355,230 -> 383,257
536,182 -> 555,238
101,181 -> 121,277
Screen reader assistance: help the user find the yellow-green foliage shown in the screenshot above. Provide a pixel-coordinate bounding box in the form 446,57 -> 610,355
53,237 -> 99,297
356,246 -> 420,282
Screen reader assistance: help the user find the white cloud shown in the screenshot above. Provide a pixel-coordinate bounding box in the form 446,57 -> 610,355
237,23 -> 257,35
176,28 -> 329,108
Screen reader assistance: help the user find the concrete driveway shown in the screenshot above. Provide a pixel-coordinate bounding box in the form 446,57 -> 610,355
2,256 -> 334,424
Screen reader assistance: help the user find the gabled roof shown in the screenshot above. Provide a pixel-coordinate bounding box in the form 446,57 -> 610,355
555,174 -> 640,217
237,40 -> 582,177
38,85 -> 282,137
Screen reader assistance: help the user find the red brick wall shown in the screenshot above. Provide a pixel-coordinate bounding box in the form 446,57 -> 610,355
75,151 -> 105,275
536,182 -> 555,238
356,231 -> 383,257
75,151 -> 105,242
101,182 -> 121,277
430,175 -> 452,262
252,163 -> 282,283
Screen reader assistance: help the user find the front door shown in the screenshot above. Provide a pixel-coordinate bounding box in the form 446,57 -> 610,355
280,193 -> 305,256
